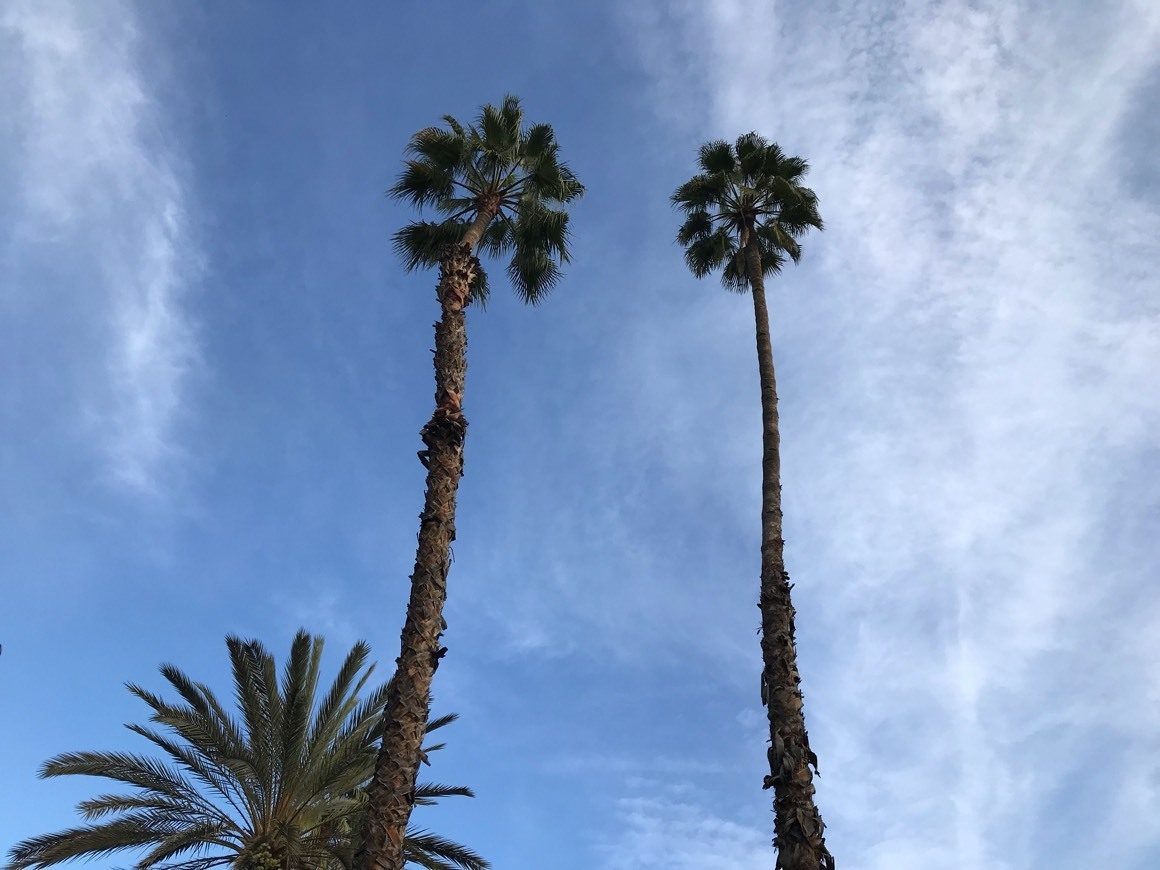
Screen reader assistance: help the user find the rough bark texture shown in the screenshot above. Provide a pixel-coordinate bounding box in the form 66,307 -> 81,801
746,238 -> 834,870
362,242 -> 480,870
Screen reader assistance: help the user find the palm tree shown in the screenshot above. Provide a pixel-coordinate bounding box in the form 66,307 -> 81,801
5,631 -> 486,870
672,134 -> 831,869
364,96 -> 582,870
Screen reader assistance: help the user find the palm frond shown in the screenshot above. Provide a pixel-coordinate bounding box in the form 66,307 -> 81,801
392,221 -> 470,272
521,123 -> 556,164
476,100 -> 518,159
150,666 -> 250,768
390,161 -> 456,209
506,245 -> 562,304
671,174 -> 729,212
147,856 -> 235,870
41,751 -> 203,805
467,267 -> 490,308
351,680 -> 393,745
391,96 -> 582,306
413,783 -> 474,806
225,637 -> 276,808
674,134 -> 823,288
476,219 -> 510,260
440,115 -> 466,138
403,829 -> 489,870
120,725 -> 247,828
406,127 -> 473,179
305,642 -> 373,766
7,814 -> 196,869
676,210 -> 714,247
683,227 -> 736,280
424,713 -> 459,734
8,632 -> 485,870
510,202 -> 569,262
758,222 -> 802,263
277,631 -> 323,803
697,139 -> 735,174
735,131 -> 774,180
75,791 -> 197,822
126,683 -> 245,771
135,824 -> 235,870
770,153 -> 808,182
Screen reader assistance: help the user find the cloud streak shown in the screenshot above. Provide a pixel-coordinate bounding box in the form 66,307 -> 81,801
600,796 -> 769,870
2,0 -> 197,495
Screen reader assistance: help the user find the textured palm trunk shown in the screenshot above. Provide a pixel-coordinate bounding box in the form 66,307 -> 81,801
745,238 -> 834,869
363,213 -> 492,870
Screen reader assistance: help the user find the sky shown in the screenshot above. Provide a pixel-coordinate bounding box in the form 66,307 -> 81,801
1,1 -> 1158,868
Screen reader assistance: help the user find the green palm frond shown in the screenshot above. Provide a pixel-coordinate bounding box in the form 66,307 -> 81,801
413,783 -> 474,806
225,636 -> 277,801
304,642 -> 374,764
521,123 -> 555,165
275,632 -> 323,802
133,823 -> 236,870
477,96 -> 521,158
7,816 -> 233,870
120,724 -> 250,826
126,679 -> 263,819
735,132 -> 775,180
391,160 -> 457,210
673,133 -> 822,291
697,139 -> 735,175
390,95 -> 583,306
40,751 -> 216,813
424,713 -> 458,733
153,665 -> 252,766
6,632 -> 485,870
393,220 -> 471,272
393,221 -> 495,304
507,245 -> 562,304
683,227 -> 737,283
402,830 -> 489,870
675,210 -> 714,247
671,174 -> 729,213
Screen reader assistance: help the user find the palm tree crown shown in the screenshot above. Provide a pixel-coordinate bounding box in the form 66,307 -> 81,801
6,631 -> 486,870
672,132 -> 822,289
390,94 -> 584,304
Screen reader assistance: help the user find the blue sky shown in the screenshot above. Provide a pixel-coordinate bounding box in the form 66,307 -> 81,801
2,1 -> 1158,868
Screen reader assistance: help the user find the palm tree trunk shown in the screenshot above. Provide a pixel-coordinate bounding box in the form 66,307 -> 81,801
745,238 -> 833,870
363,211 -> 492,870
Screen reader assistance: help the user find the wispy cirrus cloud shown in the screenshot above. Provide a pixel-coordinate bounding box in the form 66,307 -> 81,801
600,796 -> 768,870
1,0 -> 197,496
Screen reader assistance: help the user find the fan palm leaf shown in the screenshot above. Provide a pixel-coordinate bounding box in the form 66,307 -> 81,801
388,94 -> 584,304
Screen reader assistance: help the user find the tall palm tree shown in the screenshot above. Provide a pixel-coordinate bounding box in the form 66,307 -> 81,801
364,95 -> 582,870
5,631 -> 486,870
673,134 -> 831,870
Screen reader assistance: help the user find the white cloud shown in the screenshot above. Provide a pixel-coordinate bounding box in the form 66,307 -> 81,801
597,0 -> 1160,867
1,0 -> 197,495
600,796 -> 769,870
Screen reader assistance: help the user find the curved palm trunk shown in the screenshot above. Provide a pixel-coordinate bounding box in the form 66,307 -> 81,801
745,239 -> 833,869
364,214 -> 492,870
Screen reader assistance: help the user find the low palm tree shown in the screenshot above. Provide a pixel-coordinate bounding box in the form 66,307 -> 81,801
673,134 -> 832,869
365,96 -> 582,870
5,631 -> 486,870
